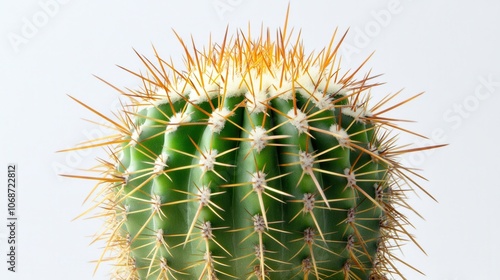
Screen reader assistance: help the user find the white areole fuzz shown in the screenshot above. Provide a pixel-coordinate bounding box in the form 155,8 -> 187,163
298,151 -> 315,171
131,124 -> 143,144
244,70 -> 275,114
157,64 -> 350,114
251,171 -> 267,193
199,149 -> 218,173
150,76 -> 193,105
344,168 -> 356,188
166,111 -> 192,134
245,89 -> 269,114
208,107 -> 232,134
311,90 -> 334,110
329,125 -> 350,147
153,153 -> 168,174
198,185 -> 212,207
187,66 -> 221,104
249,126 -> 268,153
287,109 -> 308,134
342,106 -> 373,122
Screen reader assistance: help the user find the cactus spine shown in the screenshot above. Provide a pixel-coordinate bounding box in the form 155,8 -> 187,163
68,14 -> 438,280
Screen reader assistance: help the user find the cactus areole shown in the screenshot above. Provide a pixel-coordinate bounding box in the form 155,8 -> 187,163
68,13 -> 439,280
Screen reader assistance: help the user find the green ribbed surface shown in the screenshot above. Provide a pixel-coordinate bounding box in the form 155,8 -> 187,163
116,87 -> 388,279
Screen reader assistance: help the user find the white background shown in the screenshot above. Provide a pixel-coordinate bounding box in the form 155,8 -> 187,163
1,0 -> 499,279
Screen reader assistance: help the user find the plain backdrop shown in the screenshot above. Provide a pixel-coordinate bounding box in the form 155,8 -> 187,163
1,1 -> 499,279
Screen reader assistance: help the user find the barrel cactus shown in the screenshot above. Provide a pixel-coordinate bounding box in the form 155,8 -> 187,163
67,15 -> 439,280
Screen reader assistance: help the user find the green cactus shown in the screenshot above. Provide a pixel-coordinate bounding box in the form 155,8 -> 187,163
66,14 -> 440,280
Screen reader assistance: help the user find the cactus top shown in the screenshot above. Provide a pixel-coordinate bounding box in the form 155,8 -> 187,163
142,30 -> 373,118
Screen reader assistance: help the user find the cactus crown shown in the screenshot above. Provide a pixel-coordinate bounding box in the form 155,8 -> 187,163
66,10 -> 440,280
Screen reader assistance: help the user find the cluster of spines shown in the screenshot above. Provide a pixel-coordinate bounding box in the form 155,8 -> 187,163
63,10 -> 441,280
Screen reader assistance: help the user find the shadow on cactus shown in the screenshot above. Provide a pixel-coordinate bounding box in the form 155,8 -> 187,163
62,10 -> 444,280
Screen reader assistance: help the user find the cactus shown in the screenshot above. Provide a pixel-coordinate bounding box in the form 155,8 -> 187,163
66,13 -> 441,280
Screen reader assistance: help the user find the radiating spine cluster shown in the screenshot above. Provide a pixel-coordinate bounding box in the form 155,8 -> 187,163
65,11 -> 440,280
